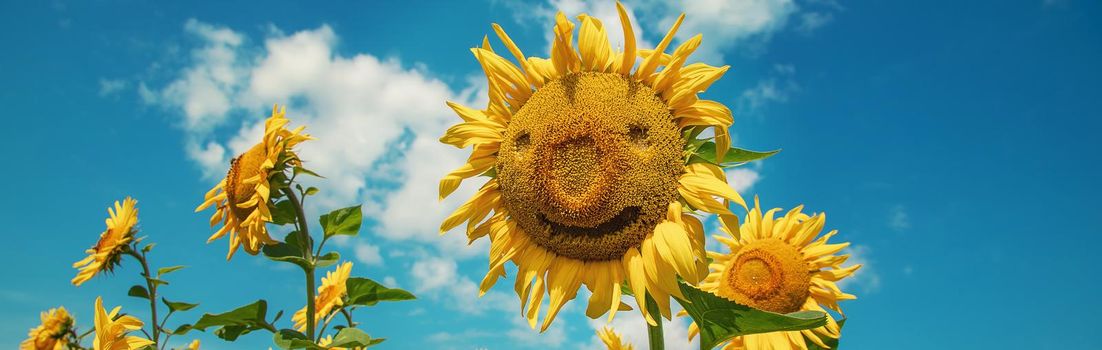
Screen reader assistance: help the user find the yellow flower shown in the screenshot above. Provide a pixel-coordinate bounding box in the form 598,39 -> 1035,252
72,197 -> 139,286
690,198 -> 861,350
597,327 -> 633,350
185,339 -> 200,350
439,2 -> 746,330
93,297 -> 154,350
292,262 -> 353,331
20,307 -> 76,350
196,104 -> 312,260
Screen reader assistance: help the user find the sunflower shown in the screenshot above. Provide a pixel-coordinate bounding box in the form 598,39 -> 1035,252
184,339 -> 200,350
292,261 -> 353,331
72,197 -> 139,286
439,2 -> 746,331
689,198 -> 861,350
93,297 -> 154,350
597,327 -> 633,350
20,307 -> 76,350
196,104 -> 311,260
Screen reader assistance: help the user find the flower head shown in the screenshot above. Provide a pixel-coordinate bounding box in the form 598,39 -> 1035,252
292,262 -> 353,331
20,307 -> 76,350
73,197 -> 139,286
196,104 -> 311,259
93,297 -> 154,350
440,2 -> 745,330
692,198 -> 861,349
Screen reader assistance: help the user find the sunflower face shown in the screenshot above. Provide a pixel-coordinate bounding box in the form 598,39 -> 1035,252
72,197 -> 139,286
719,238 -> 811,313
440,4 -> 748,329
21,307 -> 75,350
499,72 -> 683,261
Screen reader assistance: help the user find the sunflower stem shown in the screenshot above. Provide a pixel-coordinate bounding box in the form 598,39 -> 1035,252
645,294 -> 664,350
126,248 -> 160,346
283,187 -> 317,341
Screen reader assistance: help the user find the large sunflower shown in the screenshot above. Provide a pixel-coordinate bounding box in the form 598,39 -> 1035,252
73,197 -> 139,286
92,297 -> 154,350
439,3 -> 745,330
292,261 -> 352,331
20,307 -> 76,350
690,198 -> 861,349
196,104 -> 311,259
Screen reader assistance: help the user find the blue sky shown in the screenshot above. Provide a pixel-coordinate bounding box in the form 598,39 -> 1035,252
2,0 -> 1100,349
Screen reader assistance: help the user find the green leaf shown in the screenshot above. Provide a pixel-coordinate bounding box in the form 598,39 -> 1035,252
262,242 -> 311,269
329,327 -> 385,348
127,285 -> 150,300
345,277 -> 416,307
690,142 -> 779,167
304,187 -> 319,196
293,166 -> 324,178
171,324 -> 193,335
148,278 -> 169,287
142,243 -> 156,253
675,282 -> 826,349
319,205 -> 363,238
273,329 -> 322,349
191,300 -> 273,340
157,265 -> 186,277
161,297 -> 199,312
316,251 -> 340,268
270,200 -> 297,225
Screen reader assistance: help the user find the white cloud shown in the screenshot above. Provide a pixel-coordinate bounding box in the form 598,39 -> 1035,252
98,78 -> 128,97
889,204 -> 910,231
738,63 -> 799,116
353,241 -> 383,266
838,244 -> 880,293
410,255 -> 513,315
796,11 -> 834,34
726,167 -> 761,193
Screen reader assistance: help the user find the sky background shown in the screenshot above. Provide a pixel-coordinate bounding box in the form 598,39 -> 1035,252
2,0 -> 1100,349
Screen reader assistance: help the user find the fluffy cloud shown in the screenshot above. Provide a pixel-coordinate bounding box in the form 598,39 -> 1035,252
410,256 -> 514,315
838,244 -> 880,293
585,302 -> 698,350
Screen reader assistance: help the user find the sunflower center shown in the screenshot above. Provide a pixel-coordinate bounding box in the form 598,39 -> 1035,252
720,238 -> 811,313
225,143 -> 267,222
497,72 -> 683,261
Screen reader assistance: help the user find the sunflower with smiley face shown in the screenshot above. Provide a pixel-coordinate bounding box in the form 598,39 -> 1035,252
439,3 -> 745,330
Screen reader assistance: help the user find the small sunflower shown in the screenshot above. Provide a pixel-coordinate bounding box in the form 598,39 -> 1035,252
597,327 -> 633,350
440,2 -> 745,330
292,262 -> 353,331
196,104 -> 311,260
20,307 -> 76,350
690,198 -> 861,350
184,339 -> 200,350
73,197 -> 139,286
92,297 -> 154,350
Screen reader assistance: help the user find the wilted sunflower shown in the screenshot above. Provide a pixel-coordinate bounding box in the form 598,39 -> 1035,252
597,327 -> 633,350
92,297 -> 154,350
72,197 -> 139,286
690,198 -> 861,350
292,261 -> 352,331
20,307 -> 76,350
196,104 -> 311,259
440,3 -> 745,330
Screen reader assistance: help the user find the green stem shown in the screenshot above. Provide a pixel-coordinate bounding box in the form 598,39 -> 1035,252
126,249 -> 160,345
283,188 -> 317,341
645,294 -> 664,350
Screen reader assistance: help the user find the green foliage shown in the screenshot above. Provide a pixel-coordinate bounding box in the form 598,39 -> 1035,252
273,329 -> 320,349
674,282 -> 826,350
345,277 -> 416,307
319,205 -> 363,238
688,141 -> 780,167
316,252 -> 340,268
157,265 -> 186,277
191,300 -> 276,341
161,297 -> 198,312
262,241 -> 311,269
330,327 -> 385,348
271,200 -> 297,225
127,285 -> 150,300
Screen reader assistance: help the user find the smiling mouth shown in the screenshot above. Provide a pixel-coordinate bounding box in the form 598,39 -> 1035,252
539,206 -> 642,237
